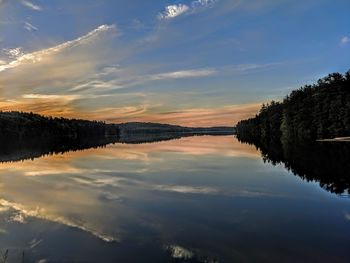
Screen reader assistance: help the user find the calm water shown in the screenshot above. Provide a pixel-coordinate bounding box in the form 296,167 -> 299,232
0,136 -> 350,262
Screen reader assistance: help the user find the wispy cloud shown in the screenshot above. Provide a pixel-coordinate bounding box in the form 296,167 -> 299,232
340,36 -> 349,45
0,24 -> 116,73
345,212 -> 350,221
22,94 -> 81,101
155,185 -> 218,194
226,62 -> 283,74
165,245 -> 194,260
0,95 -> 79,116
158,0 -> 217,20
191,0 -> 217,9
104,103 -> 261,127
70,68 -> 217,93
24,21 -> 38,32
0,24 -> 119,117
158,4 -> 190,20
2,47 -> 24,59
0,199 -> 118,242
20,0 -> 42,11
149,68 -> 216,80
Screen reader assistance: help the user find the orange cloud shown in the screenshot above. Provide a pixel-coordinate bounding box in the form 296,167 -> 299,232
112,103 -> 261,126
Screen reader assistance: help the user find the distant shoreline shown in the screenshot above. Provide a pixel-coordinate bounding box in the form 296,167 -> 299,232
317,137 -> 350,142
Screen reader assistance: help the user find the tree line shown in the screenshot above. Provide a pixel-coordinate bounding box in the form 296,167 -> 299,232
0,111 -> 118,140
236,70 -> 350,142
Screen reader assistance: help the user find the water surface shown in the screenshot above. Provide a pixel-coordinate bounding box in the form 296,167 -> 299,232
0,136 -> 349,262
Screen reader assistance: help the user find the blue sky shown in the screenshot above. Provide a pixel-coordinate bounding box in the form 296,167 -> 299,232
0,0 -> 349,125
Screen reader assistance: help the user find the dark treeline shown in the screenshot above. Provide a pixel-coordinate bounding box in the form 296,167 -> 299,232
0,112 -> 234,142
0,111 -> 120,162
236,70 -> 350,142
118,122 -> 235,136
118,122 -> 234,143
0,111 -> 118,140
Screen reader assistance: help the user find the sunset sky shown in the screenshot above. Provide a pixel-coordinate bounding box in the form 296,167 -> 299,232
0,0 -> 349,126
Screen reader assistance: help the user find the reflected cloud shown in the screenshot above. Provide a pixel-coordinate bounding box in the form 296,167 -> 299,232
0,136 -> 262,247
164,244 -> 219,263
345,212 -> 350,221
0,199 -> 118,242
29,238 -> 43,249
165,245 -> 194,259
155,185 -> 218,194
10,213 -> 26,224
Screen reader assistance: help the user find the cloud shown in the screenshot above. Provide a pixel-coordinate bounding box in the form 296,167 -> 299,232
165,245 -> 194,260
20,0 -> 42,11
345,212 -> 350,221
103,103 -> 261,127
150,69 -> 216,80
158,0 -> 217,20
191,0 -> 217,9
2,47 -> 24,59
0,199 -> 118,242
24,21 -> 38,32
22,94 -> 80,100
69,68 -> 217,94
340,36 -> 349,45
10,213 -> 26,224
155,185 -> 218,194
158,4 -> 190,20
0,24 -> 116,73
0,95 -> 80,116
226,62 -> 282,74
0,23 -> 118,106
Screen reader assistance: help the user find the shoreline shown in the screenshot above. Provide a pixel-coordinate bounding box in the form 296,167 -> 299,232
317,137 -> 350,142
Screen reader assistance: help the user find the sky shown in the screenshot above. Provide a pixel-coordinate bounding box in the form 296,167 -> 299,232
0,0 -> 349,126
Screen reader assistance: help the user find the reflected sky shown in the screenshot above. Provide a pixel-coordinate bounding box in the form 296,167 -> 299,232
0,136 -> 350,262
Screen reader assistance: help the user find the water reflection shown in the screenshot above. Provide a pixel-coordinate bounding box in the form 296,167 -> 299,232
0,135 -> 350,262
0,131 -> 235,163
238,138 -> 350,195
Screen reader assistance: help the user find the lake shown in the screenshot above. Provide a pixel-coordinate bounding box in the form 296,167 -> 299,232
0,135 -> 349,262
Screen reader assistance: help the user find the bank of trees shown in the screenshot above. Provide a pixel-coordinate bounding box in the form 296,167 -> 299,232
236,70 -> 350,142
0,111 -> 118,140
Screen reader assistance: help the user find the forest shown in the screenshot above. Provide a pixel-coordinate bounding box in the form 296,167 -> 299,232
235,70 -> 350,195
0,111 -> 118,140
236,70 -> 350,143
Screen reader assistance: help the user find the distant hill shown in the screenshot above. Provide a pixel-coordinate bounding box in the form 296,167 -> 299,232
118,122 -> 235,135
117,122 -> 235,144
